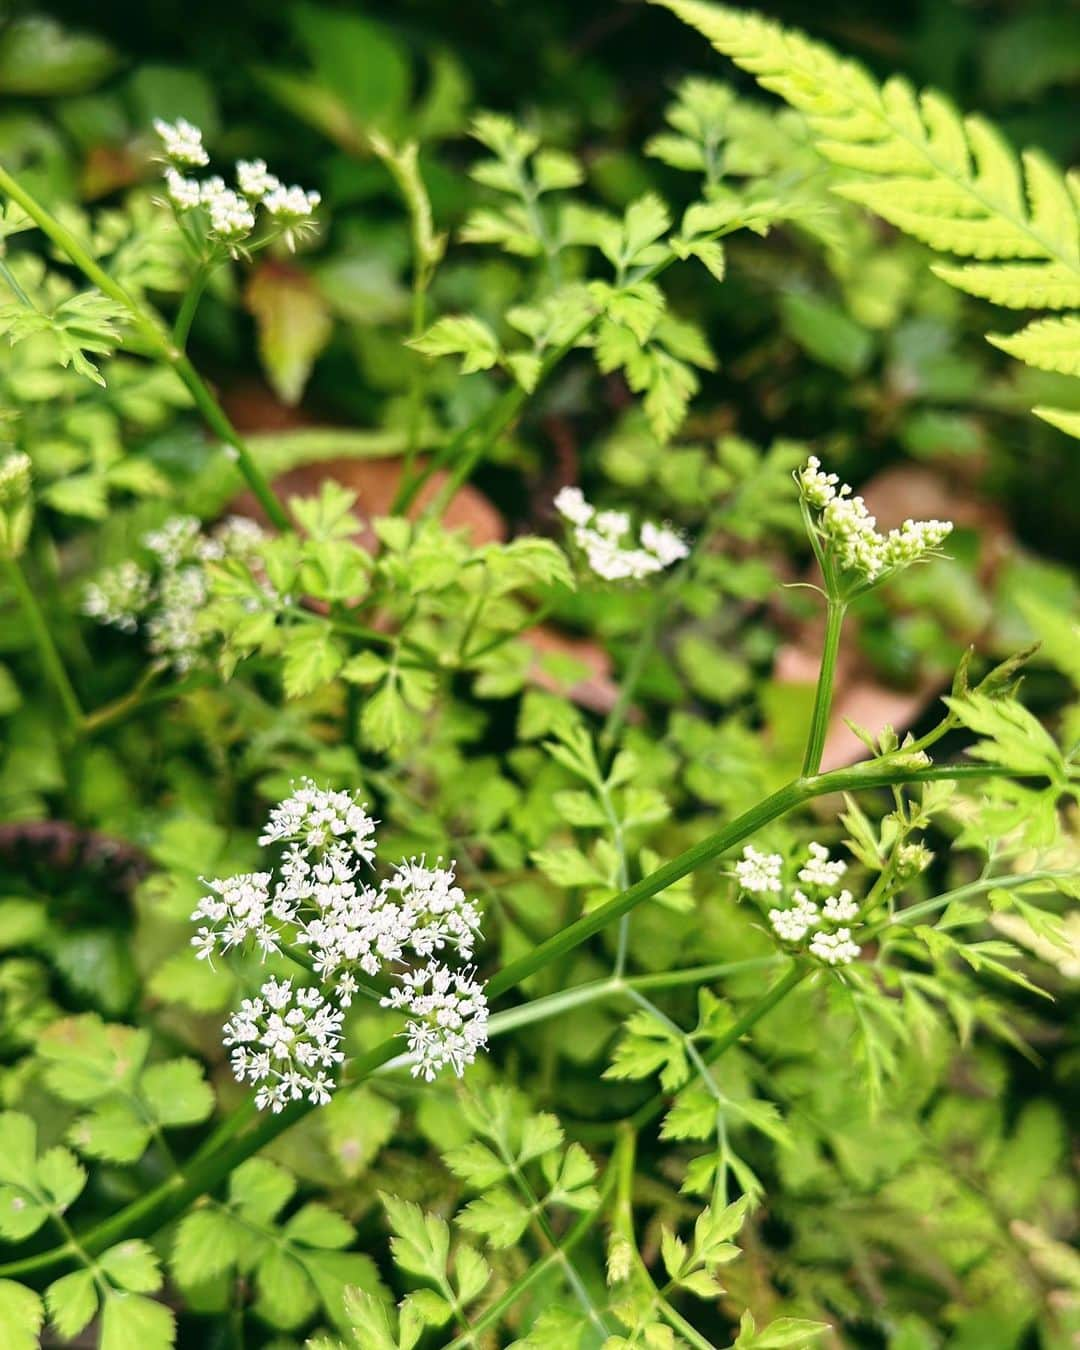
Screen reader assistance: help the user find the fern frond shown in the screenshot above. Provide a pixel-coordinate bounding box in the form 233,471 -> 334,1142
653,0 -> 1080,436
989,317 -> 1080,376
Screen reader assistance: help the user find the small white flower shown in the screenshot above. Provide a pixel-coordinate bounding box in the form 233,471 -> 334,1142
153,117 -> 208,167
236,158 -> 281,199
798,842 -> 848,889
554,487 -> 688,583
822,889 -> 859,922
224,977 -> 344,1111
809,927 -> 861,966
769,889 -> 820,942
553,485 -> 594,527
735,845 -> 784,895
797,455 -> 953,585
164,167 -> 201,209
259,779 -> 378,864
82,562 -> 152,634
263,183 -> 321,220
206,187 -> 256,245
641,520 -> 689,567
381,961 -> 489,1083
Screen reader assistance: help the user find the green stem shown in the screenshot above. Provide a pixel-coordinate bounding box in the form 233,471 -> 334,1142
172,264 -> 211,348
81,670 -> 209,736
2,553 -> 82,727
0,164 -> 290,532
801,596 -> 846,777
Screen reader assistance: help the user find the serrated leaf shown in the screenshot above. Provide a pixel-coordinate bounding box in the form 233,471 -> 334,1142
99,1291 -> 175,1350
382,1193 -> 450,1282
171,1207 -> 243,1287
229,1158 -> 295,1226
140,1058 -> 214,1128
35,1146 -> 86,1211
68,1099 -> 150,1164
408,315 -> 500,374
284,1202 -> 354,1250
457,1188 -> 531,1248
100,1240 -> 162,1294
0,1280 -> 43,1350
282,625 -> 346,698
45,1269 -> 98,1339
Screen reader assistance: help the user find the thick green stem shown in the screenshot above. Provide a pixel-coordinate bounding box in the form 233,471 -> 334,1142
3,553 -> 83,727
0,164 -> 290,532
801,596 -> 846,777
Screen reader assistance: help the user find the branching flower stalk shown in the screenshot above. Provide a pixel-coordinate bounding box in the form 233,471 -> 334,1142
0,164 -> 291,531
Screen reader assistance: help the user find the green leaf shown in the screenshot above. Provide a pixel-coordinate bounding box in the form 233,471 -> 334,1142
284,1202 -> 354,1250
37,1015 -> 150,1104
68,1100 -> 151,1164
0,1114 -> 37,1186
0,1280 -> 43,1350
382,1194 -> 450,1283
281,626 -> 347,698
341,1287 -> 399,1350
100,1240 -> 162,1294
140,1059 -> 214,1128
99,1291 -> 175,1350
254,1247 -> 318,1329
45,1269 -> 98,1339
229,1158 -> 296,1226
408,315 -> 500,374
172,1207 -> 243,1287
457,1188 -> 531,1248
0,1187 -> 47,1242
454,1244 -> 491,1304
35,1146 -> 86,1211
444,1140 -> 508,1188
0,16 -> 117,95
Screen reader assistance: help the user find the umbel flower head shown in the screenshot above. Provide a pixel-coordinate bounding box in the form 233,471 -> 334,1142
193,781 -> 489,1108
797,455 -> 952,590
736,841 -> 863,967
554,486 -> 688,581
82,513 -> 265,673
152,119 -> 320,255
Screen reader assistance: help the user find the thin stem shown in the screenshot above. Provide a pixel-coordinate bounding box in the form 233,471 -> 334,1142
81,669 -> 209,736
801,595 -> 846,777
172,263 -> 211,348
3,553 -> 83,727
0,165 -> 290,532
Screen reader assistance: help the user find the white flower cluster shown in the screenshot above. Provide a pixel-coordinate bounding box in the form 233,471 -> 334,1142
83,514 -> 264,671
224,976 -> 343,1113
734,845 -> 783,894
735,841 -> 863,967
153,119 -> 320,254
193,781 -> 489,1107
382,964 -> 489,1082
797,456 -> 952,585
554,486 -> 688,582
153,116 -> 208,167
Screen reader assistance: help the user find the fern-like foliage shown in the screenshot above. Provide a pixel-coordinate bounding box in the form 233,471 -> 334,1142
653,0 -> 1080,436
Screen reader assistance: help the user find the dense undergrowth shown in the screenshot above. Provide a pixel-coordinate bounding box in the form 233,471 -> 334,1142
0,3 -> 1077,1348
